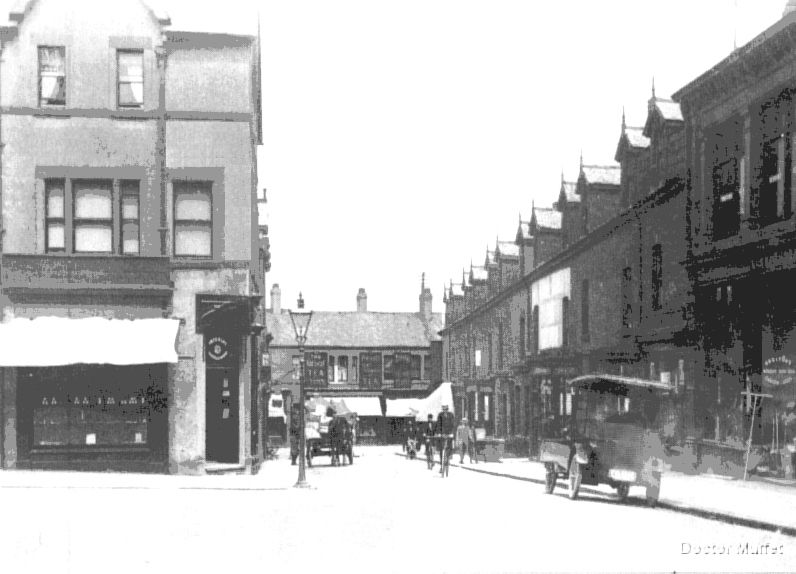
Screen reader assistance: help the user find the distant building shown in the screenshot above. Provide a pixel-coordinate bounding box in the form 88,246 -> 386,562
265,278 -> 443,444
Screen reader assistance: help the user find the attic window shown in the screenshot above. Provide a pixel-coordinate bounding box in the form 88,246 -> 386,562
39,46 -> 66,106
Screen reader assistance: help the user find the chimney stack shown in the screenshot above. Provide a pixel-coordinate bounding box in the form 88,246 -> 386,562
419,273 -> 433,321
357,288 -> 367,312
270,284 -> 281,313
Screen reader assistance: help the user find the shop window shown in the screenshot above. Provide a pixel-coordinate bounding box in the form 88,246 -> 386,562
117,50 -> 143,108
121,180 -> 140,254
338,356 -> 348,382
45,179 -> 66,252
73,180 -> 113,253
174,181 -> 212,257
39,46 -> 65,106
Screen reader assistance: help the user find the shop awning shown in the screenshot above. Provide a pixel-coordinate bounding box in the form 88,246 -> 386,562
414,382 -> 454,421
342,396 -> 383,417
0,317 -> 180,366
385,398 -> 421,418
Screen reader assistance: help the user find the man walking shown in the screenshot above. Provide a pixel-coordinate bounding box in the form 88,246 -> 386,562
456,418 -> 470,463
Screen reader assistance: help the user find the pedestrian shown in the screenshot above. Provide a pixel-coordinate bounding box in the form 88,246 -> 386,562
456,418 -> 470,463
468,419 -> 477,464
469,419 -> 478,464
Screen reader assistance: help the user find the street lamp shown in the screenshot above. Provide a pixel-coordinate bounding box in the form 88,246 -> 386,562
289,292 -> 313,488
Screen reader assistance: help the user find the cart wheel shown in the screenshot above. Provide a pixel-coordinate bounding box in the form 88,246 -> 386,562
544,463 -> 557,494
616,483 -> 630,502
645,471 -> 661,507
568,461 -> 582,500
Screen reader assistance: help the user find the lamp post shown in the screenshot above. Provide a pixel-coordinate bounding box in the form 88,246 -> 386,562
289,292 -> 313,488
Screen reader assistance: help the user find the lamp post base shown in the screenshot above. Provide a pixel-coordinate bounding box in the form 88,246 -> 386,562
293,479 -> 312,489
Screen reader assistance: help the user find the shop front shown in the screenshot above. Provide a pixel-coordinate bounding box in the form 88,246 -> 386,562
1,316 -> 179,472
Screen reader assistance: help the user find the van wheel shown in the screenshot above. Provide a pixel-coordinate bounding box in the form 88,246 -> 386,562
568,461 -> 582,500
544,463 -> 557,494
616,483 -> 630,502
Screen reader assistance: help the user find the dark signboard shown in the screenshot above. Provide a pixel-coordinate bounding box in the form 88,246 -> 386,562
393,352 -> 412,389
196,294 -> 253,333
304,352 -> 328,388
359,352 -> 383,389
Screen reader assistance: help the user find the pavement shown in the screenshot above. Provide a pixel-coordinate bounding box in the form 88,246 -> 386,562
412,450 -> 796,535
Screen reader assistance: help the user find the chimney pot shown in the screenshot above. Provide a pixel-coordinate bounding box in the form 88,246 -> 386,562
270,284 -> 282,313
357,288 -> 367,312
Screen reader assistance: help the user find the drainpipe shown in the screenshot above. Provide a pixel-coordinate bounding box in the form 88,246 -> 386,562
156,43 -> 168,256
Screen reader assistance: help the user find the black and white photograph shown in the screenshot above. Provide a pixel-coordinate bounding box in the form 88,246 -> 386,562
0,0 -> 794,572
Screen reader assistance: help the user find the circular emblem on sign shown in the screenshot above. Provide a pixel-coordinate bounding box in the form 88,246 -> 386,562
763,355 -> 795,387
208,336 -> 229,361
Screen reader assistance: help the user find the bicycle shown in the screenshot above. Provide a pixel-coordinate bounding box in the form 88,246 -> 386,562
438,434 -> 453,477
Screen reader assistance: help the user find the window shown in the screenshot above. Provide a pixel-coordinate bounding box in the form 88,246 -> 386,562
351,356 -> 358,383
423,353 -> 431,379
45,179 -> 65,252
410,355 -> 421,380
519,315 -> 526,356
328,356 -> 335,383
39,46 -> 65,106
383,355 -> 394,380
498,323 -> 504,371
487,333 -> 493,371
73,180 -> 113,253
621,267 -> 633,329
117,50 -> 143,108
561,298 -> 569,347
174,181 -> 212,257
533,306 -> 540,352
756,91 -> 794,224
581,280 -> 590,342
338,356 -> 348,383
651,244 -> 663,311
121,180 -> 140,255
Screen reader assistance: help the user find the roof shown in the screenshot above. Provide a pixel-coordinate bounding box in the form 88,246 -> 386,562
624,126 -> 650,148
516,220 -> 531,241
485,249 -> 497,268
266,310 -> 444,347
560,180 -> 580,203
652,98 -> 683,122
532,207 -> 562,230
567,374 -> 672,393
470,266 -> 488,283
496,241 -> 519,259
450,282 -> 465,298
581,165 -> 621,187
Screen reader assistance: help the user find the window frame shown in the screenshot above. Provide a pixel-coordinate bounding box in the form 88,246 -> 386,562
45,179 -> 66,253
173,181 -> 213,259
117,49 -> 144,109
72,179 -> 114,254
38,46 -> 66,107
120,180 -> 140,255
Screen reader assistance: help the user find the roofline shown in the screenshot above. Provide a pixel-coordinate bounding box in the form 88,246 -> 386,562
165,31 -> 256,47
567,373 -> 672,392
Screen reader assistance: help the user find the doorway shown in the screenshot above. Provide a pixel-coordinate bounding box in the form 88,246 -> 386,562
206,367 -> 239,463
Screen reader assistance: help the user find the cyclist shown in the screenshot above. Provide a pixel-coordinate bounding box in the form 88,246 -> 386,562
436,403 -> 455,475
424,414 -> 436,469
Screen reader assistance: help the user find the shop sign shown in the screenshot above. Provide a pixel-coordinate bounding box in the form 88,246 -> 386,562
359,352 -> 383,389
206,335 -> 235,365
763,355 -> 796,387
304,352 -> 328,387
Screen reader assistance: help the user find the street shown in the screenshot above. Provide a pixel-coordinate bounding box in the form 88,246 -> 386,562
0,447 -> 793,573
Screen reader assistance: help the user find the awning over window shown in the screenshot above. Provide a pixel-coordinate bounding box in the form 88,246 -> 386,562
0,317 -> 180,366
385,398 -> 421,418
342,396 -> 383,417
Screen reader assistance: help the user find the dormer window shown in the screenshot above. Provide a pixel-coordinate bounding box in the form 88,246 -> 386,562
39,46 -> 65,106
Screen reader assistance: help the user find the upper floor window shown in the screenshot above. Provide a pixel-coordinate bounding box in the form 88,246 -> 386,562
756,90 -> 794,224
651,244 -> 663,311
561,297 -> 570,347
39,46 -> 65,106
337,356 -> 348,383
581,280 -> 590,343
498,323 -> 504,371
174,181 -> 212,258
328,356 -> 335,383
519,315 -> 526,356
45,178 -> 142,255
384,355 -> 394,380
621,266 -> 633,329
411,355 -> 421,380
121,180 -> 140,255
117,50 -> 144,108
423,353 -> 431,380
533,305 -> 540,352
351,356 -> 358,383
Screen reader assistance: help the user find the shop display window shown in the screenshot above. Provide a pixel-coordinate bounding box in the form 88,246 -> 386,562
24,365 -> 165,449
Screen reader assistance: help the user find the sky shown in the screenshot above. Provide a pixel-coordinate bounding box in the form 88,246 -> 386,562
2,0 -> 789,312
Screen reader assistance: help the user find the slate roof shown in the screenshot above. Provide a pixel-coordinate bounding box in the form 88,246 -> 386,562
533,207 -> 563,230
267,310 -> 444,347
581,165 -> 621,186
652,98 -> 684,122
496,240 -> 520,258
560,180 -> 580,203
624,126 -> 650,148
470,266 -> 488,283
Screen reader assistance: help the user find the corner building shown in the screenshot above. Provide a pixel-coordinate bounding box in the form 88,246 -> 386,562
0,0 -> 265,474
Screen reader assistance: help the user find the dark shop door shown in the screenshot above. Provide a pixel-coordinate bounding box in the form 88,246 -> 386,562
206,367 -> 239,463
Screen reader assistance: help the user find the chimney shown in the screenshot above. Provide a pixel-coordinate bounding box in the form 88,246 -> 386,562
419,273 -> 433,321
270,284 -> 281,313
357,288 -> 367,312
